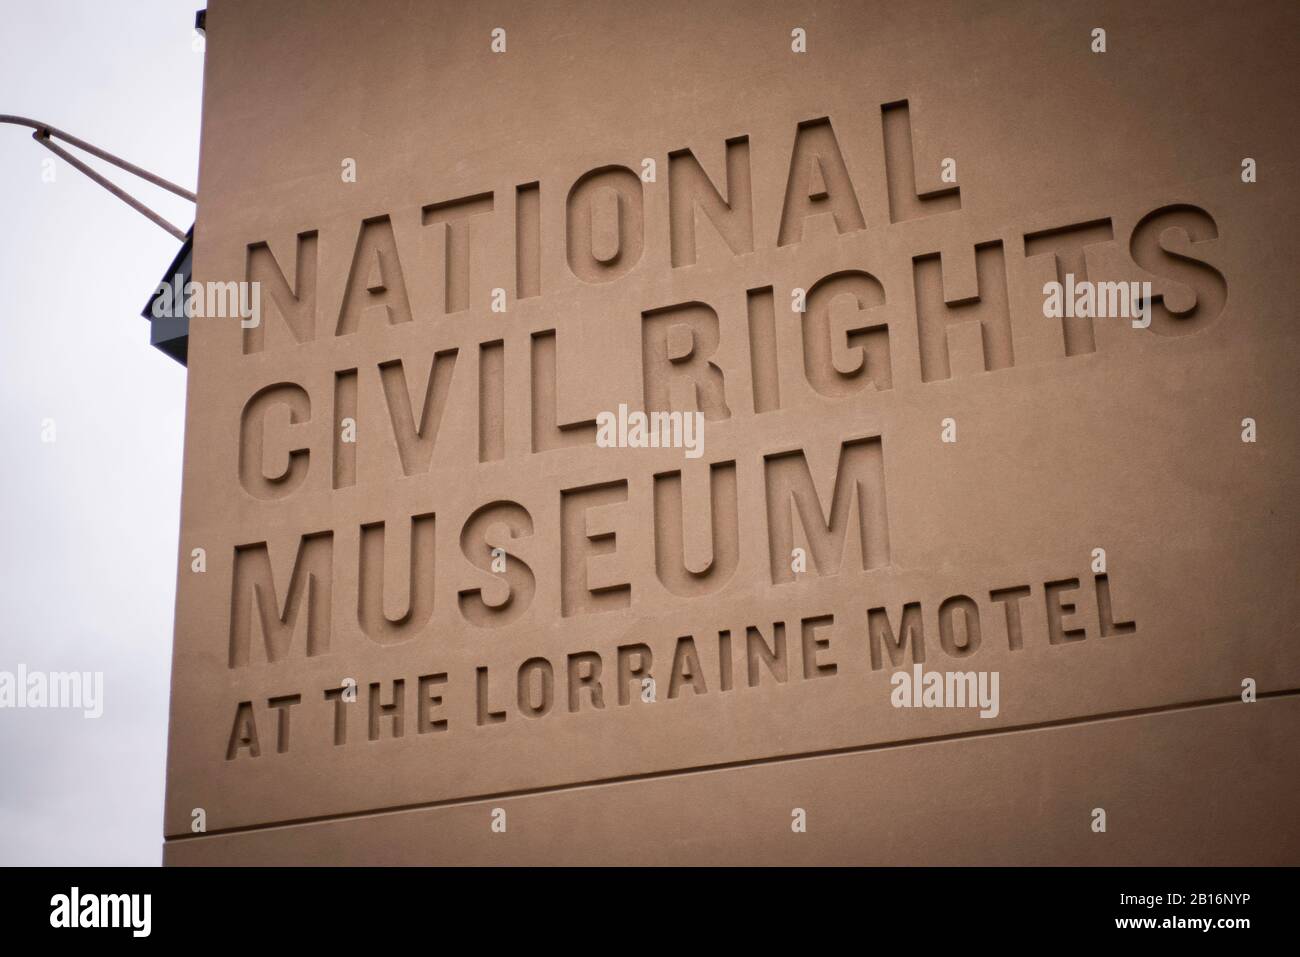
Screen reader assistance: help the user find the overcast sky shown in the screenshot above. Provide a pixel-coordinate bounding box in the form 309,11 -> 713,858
0,0 -> 202,865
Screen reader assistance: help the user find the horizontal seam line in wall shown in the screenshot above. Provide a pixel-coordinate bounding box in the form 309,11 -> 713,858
167,687 -> 1299,842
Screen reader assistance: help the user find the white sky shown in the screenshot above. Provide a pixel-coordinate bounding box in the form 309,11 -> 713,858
0,0 -> 201,865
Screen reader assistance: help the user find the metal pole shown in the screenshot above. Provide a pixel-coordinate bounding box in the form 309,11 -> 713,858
1,114 -> 195,240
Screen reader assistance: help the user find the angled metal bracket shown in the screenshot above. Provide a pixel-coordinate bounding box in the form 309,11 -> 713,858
0,114 -> 195,240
